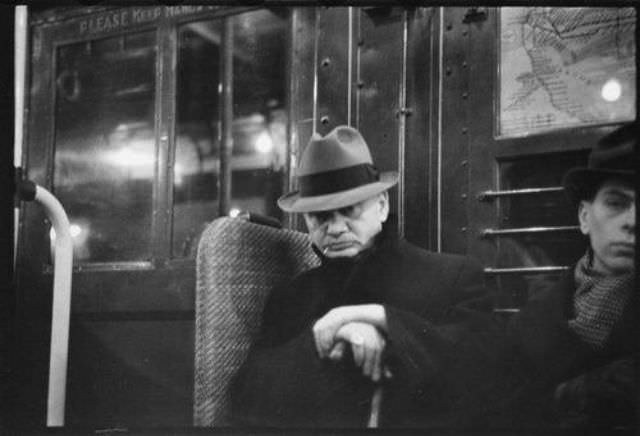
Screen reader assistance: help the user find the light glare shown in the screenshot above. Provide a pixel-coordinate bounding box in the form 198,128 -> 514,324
601,79 -> 622,102
255,131 -> 274,154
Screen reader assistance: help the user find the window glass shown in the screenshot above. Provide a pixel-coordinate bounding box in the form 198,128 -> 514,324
53,32 -> 156,262
173,20 -> 223,258
230,9 -> 288,220
172,9 -> 288,258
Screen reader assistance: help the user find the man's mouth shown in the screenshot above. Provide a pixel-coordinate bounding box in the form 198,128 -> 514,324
611,242 -> 635,256
325,241 -> 356,251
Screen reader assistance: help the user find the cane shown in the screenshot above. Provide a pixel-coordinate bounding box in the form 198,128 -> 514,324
367,385 -> 383,428
367,365 -> 391,428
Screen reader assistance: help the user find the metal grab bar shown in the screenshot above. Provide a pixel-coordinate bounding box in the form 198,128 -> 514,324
19,182 -> 74,427
484,266 -> 569,274
481,225 -> 579,237
477,186 -> 565,200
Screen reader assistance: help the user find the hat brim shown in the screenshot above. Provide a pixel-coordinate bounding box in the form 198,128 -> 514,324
563,167 -> 634,204
278,171 -> 399,213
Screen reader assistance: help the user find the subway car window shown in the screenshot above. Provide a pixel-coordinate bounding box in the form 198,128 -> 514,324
172,9 -> 287,258
52,32 -> 156,262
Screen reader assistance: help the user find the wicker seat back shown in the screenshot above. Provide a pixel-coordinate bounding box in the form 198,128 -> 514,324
193,217 -> 318,426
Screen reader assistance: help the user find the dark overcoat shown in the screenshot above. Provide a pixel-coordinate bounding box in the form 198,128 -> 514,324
501,267 -> 637,429
230,230 -> 508,428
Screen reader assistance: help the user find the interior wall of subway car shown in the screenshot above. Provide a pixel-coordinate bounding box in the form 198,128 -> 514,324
4,5 -> 636,429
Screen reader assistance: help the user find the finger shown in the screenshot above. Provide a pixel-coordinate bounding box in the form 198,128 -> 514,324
351,339 -> 364,367
362,345 -> 373,377
312,328 -> 322,357
384,366 -> 393,379
320,330 -> 335,358
372,348 -> 381,382
329,342 -> 346,361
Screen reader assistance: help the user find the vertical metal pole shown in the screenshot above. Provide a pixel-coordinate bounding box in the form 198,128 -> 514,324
14,5 -> 28,268
219,18 -> 233,216
311,10 -> 320,134
33,186 -> 73,427
347,7 -> 353,126
397,10 -> 409,239
436,7 -> 444,253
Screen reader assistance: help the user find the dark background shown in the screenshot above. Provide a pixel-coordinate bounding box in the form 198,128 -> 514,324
1,3 -> 15,432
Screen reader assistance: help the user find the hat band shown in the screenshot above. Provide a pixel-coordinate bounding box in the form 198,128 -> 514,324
299,163 -> 380,197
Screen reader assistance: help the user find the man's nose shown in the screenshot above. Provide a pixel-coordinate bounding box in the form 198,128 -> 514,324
622,203 -> 635,234
326,212 -> 348,234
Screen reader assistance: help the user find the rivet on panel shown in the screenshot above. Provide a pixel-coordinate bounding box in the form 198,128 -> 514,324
446,23 -> 452,30
461,160 -> 468,167
357,81 -> 365,89
460,227 -> 467,233
321,58 -> 331,67
461,193 -> 468,199
446,67 -> 452,76
320,116 -> 330,125
462,30 -> 468,36
462,92 -> 468,99
358,38 -> 364,46
462,127 -> 468,134
462,61 -> 468,68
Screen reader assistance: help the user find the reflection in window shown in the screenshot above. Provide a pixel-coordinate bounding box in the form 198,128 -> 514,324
492,152 -> 589,309
53,32 -> 156,263
173,10 -> 288,258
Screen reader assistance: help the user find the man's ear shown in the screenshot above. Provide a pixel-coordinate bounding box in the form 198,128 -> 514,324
578,201 -> 590,235
378,192 -> 390,223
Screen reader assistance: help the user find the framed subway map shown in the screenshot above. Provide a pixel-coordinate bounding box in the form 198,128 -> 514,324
498,7 -> 636,138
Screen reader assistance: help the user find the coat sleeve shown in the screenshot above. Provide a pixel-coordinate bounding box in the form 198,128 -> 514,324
506,271 -> 591,381
382,258 -> 510,408
229,281 -> 370,427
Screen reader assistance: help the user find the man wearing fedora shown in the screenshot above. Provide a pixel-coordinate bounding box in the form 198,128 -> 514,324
230,126 -> 506,427
500,122 -> 636,428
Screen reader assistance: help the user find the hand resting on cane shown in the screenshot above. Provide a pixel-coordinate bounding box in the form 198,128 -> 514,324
312,304 -> 388,357
325,322 -> 388,382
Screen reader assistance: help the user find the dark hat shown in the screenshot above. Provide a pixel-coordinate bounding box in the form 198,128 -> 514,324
563,122 -> 637,204
278,125 -> 398,213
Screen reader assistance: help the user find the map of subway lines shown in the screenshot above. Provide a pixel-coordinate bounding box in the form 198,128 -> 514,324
500,7 -> 636,137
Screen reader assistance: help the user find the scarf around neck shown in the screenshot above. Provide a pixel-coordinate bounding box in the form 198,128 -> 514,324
568,251 -> 634,350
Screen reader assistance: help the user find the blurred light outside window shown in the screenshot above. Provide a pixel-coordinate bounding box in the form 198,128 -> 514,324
172,9 -> 288,258
52,32 -> 156,263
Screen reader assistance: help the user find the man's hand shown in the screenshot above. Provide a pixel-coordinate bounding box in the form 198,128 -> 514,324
312,307 -> 346,358
332,322 -> 386,382
312,304 -> 388,358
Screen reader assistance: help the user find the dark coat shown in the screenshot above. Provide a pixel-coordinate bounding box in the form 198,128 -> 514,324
230,231 -> 508,428
501,266 -> 638,429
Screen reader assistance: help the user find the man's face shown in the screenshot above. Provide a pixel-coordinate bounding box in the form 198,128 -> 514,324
579,179 -> 635,275
303,193 -> 390,258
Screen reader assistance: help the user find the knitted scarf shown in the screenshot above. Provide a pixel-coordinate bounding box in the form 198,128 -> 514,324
568,251 -> 634,350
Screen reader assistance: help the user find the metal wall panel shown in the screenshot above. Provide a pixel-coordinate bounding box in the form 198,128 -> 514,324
315,7 -> 351,135
356,7 -> 405,219
462,9 -> 496,264
403,8 -> 439,250
287,7 -> 317,230
66,320 -> 193,427
439,8 -> 472,255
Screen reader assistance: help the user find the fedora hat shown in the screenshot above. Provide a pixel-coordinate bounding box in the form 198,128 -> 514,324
278,125 -> 398,213
563,122 -> 637,204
